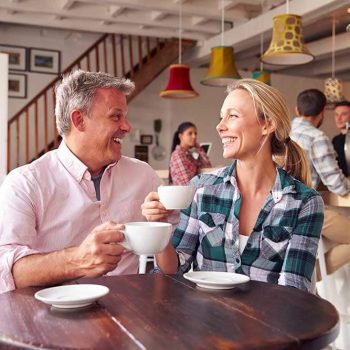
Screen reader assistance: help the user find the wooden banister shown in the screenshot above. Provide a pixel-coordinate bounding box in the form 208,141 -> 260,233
7,32 -> 195,172
8,34 -> 109,125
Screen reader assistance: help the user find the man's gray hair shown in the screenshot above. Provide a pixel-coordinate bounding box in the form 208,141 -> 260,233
55,70 -> 135,136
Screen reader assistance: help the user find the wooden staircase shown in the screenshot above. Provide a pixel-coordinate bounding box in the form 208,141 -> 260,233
7,34 -> 195,172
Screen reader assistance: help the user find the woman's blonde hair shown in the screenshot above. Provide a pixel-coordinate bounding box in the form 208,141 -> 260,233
226,78 -> 311,187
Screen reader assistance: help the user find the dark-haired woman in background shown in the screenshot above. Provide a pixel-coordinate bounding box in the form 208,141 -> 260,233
169,122 -> 212,185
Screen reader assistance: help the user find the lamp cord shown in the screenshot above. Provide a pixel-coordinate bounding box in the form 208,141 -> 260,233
332,16 -> 335,78
260,33 -> 264,72
260,0 -> 264,71
179,1 -> 182,64
221,0 -> 224,46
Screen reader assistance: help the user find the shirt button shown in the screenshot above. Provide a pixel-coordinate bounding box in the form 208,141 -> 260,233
247,243 -> 251,248
236,258 -> 240,264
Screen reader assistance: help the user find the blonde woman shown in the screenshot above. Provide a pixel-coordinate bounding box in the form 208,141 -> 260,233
142,79 -> 324,292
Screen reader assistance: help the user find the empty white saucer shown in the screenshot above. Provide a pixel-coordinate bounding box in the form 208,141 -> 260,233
183,271 -> 250,290
35,284 -> 109,309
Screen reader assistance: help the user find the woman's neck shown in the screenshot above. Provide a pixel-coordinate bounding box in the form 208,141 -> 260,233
236,157 -> 276,197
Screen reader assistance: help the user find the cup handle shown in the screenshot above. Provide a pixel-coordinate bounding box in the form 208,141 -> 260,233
118,230 -> 131,251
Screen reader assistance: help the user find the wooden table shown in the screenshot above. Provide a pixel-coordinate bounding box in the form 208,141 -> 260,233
320,191 -> 350,207
0,274 -> 339,350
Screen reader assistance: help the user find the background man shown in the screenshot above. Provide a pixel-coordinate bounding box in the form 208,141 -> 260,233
0,70 -> 163,293
332,100 -> 350,177
290,89 -> 350,277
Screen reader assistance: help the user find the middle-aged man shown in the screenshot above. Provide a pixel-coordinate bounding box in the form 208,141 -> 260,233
290,89 -> 350,276
0,70 -> 164,293
332,100 -> 350,177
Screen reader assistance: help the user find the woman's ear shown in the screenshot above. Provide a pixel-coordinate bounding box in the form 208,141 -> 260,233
71,109 -> 85,131
261,120 -> 276,136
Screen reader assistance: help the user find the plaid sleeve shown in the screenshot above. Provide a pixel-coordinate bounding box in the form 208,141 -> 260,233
279,193 -> 324,292
310,134 -> 350,195
172,189 -> 201,273
170,148 -> 197,185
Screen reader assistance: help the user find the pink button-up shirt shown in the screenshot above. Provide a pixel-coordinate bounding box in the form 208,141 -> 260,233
0,142 -> 162,293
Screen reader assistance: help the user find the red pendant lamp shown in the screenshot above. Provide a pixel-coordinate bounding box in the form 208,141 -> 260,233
160,1 -> 198,99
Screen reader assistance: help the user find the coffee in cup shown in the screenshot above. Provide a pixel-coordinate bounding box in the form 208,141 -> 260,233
158,185 -> 196,209
120,222 -> 172,255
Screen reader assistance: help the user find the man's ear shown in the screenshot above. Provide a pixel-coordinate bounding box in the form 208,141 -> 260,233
295,106 -> 300,117
71,109 -> 85,131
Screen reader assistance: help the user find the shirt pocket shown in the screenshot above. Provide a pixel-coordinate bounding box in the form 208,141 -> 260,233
261,226 -> 292,262
199,212 -> 226,247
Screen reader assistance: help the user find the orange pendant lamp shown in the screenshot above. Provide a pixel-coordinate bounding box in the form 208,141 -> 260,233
201,0 -> 241,87
160,2 -> 198,99
261,1 -> 313,66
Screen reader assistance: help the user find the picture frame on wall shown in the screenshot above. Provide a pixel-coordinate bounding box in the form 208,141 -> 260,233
0,44 -> 27,71
8,73 -> 27,98
134,145 -> 149,163
140,134 -> 153,145
29,48 -> 60,74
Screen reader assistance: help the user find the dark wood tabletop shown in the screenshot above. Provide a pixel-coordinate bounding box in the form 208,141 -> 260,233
0,274 -> 339,350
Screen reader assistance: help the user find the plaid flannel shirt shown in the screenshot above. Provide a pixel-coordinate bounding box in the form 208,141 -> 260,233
290,118 -> 350,195
169,145 -> 212,185
172,161 -> 324,292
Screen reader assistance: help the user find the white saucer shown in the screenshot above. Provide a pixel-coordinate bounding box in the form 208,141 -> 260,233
34,284 -> 109,309
183,271 -> 250,290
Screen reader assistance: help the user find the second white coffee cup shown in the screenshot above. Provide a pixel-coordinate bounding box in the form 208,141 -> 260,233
120,222 -> 172,255
158,185 -> 196,209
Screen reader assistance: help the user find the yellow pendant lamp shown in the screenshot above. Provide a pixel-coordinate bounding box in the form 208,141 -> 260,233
324,17 -> 343,104
201,46 -> 241,86
160,1 -> 198,99
201,0 -> 241,87
261,1 -> 314,66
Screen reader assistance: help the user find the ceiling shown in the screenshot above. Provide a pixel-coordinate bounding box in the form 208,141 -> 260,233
1,0 -> 350,80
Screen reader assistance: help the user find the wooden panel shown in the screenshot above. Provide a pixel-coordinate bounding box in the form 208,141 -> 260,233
111,34 -> 117,77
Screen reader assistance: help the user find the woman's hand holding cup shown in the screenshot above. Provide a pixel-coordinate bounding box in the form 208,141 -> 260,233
141,191 -> 170,222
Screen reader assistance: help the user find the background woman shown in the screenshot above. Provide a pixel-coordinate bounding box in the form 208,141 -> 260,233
142,79 -> 324,292
169,122 -> 212,185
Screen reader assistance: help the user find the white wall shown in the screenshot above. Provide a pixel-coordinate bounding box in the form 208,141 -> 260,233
0,53 -> 8,183
126,68 -> 350,170
1,23 -> 100,117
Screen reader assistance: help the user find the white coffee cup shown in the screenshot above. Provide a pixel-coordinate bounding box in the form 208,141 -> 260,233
120,222 -> 172,255
158,185 -> 196,209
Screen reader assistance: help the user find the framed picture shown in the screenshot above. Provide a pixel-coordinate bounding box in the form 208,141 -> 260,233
8,73 -> 27,98
0,44 -> 27,71
134,145 -> 148,163
140,134 -> 153,145
29,48 -> 60,74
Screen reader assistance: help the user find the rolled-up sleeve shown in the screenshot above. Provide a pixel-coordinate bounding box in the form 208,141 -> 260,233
0,172 -> 40,293
278,193 -> 324,292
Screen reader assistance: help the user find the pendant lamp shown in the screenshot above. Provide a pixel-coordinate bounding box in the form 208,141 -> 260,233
324,17 -> 343,103
252,70 -> 271,85
261,0 -> 314,65
201,0 -> 241,87
160,2 -> 198,99
252,33 -> 271,85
